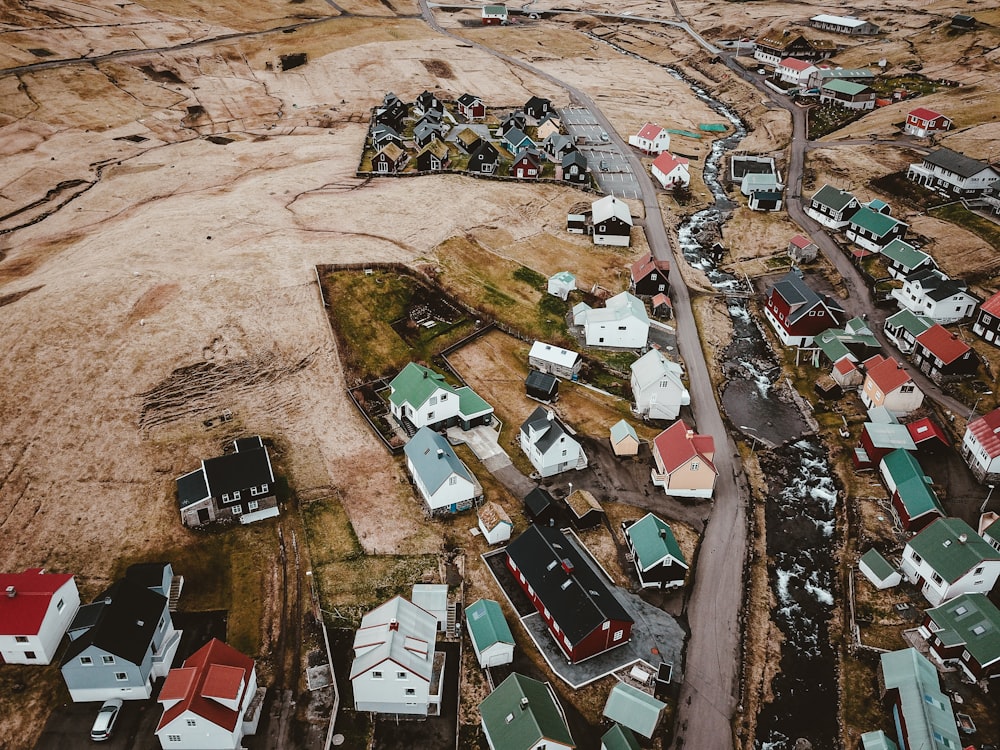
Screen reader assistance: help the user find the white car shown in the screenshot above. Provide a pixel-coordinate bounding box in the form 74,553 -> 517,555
90,698 -> 123,742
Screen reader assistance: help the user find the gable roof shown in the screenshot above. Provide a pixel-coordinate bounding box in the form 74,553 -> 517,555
350,596 -> 437,681
404,427 -> 474,493
524,487 -> 556,516
880,648 -> 959,750
565,489 -> 603,519
625,513 -> 687,571
909,107 -> 945,122
457,93 -> 483,107
480,673 -> 575,750
966,407 -> 1000,459
814,319 -> 878,362
201,438 -> 274,498
822,79 -> 870,95
849,206 -> 905,237
880,449 -> 944,521
864,355 -> 913,394
863,423 -> 916,451
390,362 -> 450,408
885,308 -> 933,338
514,147 -> 542,165
810,184 -> 857,211
880,239 -> 932,271
478,501 -> 512,533
770,269 -> 844,325
635,122 -> 663,140
610,419 -> 638,446
651,152 -> 689,175
562,150 -> 588,170
0,569 -> 74,636
906,417 -> 948,447
62,578 -> 166,666
980,290 -> 1000,317
529,340 -> 579,369
603,682 -> 666,738
520,406 -> 574,455
923,148 -> 993,179
505,525 -> 633,647
630,251 -> 670,283
789,234 -> 814,249
580,292 -> 649,329
592,195 -> 633,226
860,548 -> 899,583
465,599 -> 514,654
779,57 -> 815,72
630,348 -> 684,390
157,638 -> 254,733
652,420 -> 716,475
914,325 -> 972,365
907,517 -> 1000,583
904,268 -> 973,303
602,724 -> 641,750
926,592 -> 1000,668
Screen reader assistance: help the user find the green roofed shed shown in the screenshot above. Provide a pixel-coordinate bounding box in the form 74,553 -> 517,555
480,673 -> 575,750
822,79 -> 869,96
465,599 -> 515,668
603,682 -> 666,738
859,548 -> 901,589
601,724 -> 641,750
860,730 -> 898,750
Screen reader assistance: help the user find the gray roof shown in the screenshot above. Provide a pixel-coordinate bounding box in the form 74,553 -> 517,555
350,595 -> 437,681
865,422 -> 916,450
880,648 -> 959,750
602,682 -> 666,738
404,427 -> 474,493
520,406 -> 572,455
923,148 -> 994,179
810,184 -> 857,212
771,269 -> 844,325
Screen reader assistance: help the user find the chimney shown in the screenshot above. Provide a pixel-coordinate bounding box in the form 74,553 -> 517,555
389,618 -> 399,631
437,449 -> 444,459
659,528 -> 667,540
959,533 -> 968,544
685,429 -> 695,440
546,410 -> 555,421
136,620 -> 145,627
520,697 -> 529,710
5,585 -> 15,598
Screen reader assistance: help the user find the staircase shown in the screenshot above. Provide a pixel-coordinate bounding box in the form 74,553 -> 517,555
446,602 -> 458,638
168,575 -> 184,612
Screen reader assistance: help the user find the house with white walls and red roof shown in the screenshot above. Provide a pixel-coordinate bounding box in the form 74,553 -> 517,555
628,123 -> 671,155
0,569 -> 79,665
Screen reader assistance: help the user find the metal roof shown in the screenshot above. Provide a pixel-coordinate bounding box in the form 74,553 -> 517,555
925,593 -> 1000,668
479,673 -> 574,750
923,148 -> 993,179
466,599 -> 514,656
625,513 -> 687,571
602,682 -> 666,738
879,648 -> 959,750
907,518 -> 1000,583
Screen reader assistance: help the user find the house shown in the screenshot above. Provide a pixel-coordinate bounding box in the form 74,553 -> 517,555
859,355 -> 923,417
414,90 -> 441,115
906,417 -> 949,454
650,152 -> 690,189
61,575 -> 181,701
155,639 -> 262,750
415,140 -> 451,172
465,599 -> 514,668
776,57 -> 817,86
477,501 -> 513,545
650,293 -> 672,319
920,593 -> 1000,682
650,419 -> 717,499
523,96 -> 553,123
985,516 -> 1000,551
371,143 -> 407,174
730,155 -> 777,185
623,513 -> 688,589
373,95 -> 407,132
505,525 -> 633,663
630,348 -> 690,421
907,148 -> 1000,197
452,125 -> 484,154
468,141 -> 501,175
542,133 -> 576,162
804,184 -> 860,229
853,421 -> 916,470
747,188 -> 783,212
457,93 -> 486,121
602,725 -> 641,750
536,115 -> 562,141
413,120 -> 443,149
351,596 -> 442,716
879,649 -> 960,750
899,517 -> 1000,606
961,407 -> 1000,484
628,123 -> 671,155
481,3 -> 508,24
404,427 -> 482,515
176,436 -> 277,528
630,252 -> 670,297
911,324 -> 977,383
753,33 -> 829,67
370,123 -> 403,150
879,239 -> 935,280
512,148 -> 543,179
591,195 -> 633,246
951,13 -> 976,30
788,234 -> 818,263
410,584 -> 449,633
565,488 -> 605,530
479,673 -> 575,750
904,107 -> 952,138
561,151 -> 589,184
806,67 -> 875,90
763,268 -> 844,347
547,271 -> 576,301
519,406 -> 587,478
388,362 -> 494,433
845,206 -> 908,253
0,569 -> 79,665
528,341 -> 581,379
819,80 -> 876,110
891,268 -> 977,324
573,291 -> 649,349
603,682 -> 666,739
879,449 -> 945,532
610,420 -> 640,456
883,308 -> 933,354
566,201 -> 590,234
972,290 -> 1000,346
416,108 -> 443,128
831,356 -> 863,390
810,14 -> 879,34
526,369 -> 559,402
523,487 -> 559,526
740,171 -> 782,199
859,548 -> 902,590
811,317 -> 880,367
497,111 -> 527,137
503,127 -> 535,155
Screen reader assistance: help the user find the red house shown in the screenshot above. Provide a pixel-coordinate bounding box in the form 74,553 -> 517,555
512,148 -> 542,179
505,525 -> 633,663
457,93 -> 486,121
763,268 -> 844,346
911,324 -> 978,384
904,107 -> 952,138
852,421 -> 915,470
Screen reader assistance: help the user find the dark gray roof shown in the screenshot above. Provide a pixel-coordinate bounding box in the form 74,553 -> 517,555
907,268 -> 972,302
526,369 -> 558,396
810,184 -> 857,211
202,443 -> 274,497
62,579 -> 167,666
520,406 -> 568,454
923,148 -> 992,179
457,93 -> 482,107
176,468 -> 209,508
562,150 -> 587,169
731,156 -> 776,180
771,269 -> 844,325
524,487 -> 555,516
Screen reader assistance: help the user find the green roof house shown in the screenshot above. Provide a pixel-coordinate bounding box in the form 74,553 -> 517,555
623,513 -> 688,590
845,206 -> 908,253
883,308 -> 933,354
922,592 -> 1000,681
479,673 -> 575,750
601,724 -> 641,750
880,239 -> 935,280
879,648 -> 959,750
805,184 -> 861,229
878,449 -> 945,532
465,599 -> 514,668
900,517 -> 1000,605
819,79 -> 876,110
389,362 -> 494,433
858,548 -> 901,590
403,427 -> 482,515
602,682 -> 666,739
812,317 -> 880,366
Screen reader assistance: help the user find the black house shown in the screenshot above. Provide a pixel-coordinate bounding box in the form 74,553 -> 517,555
523,487 -> 559,526
497,111 -> 527,137
523,96 -> 552,122
415,89 -> 441,114
468,141 -> 500,175
373,98 -> 407,132
526,369 -> 559,402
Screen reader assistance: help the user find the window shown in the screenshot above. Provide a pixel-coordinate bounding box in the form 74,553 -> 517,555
158,617 -> 165,632
910,551 -> 922,564
931,573 -> 943,585
222,493 -> 229,502
250,486 -> 259,496
691,462 -> 700,471
561,450 -> 567,457
57,598 -> 65,612
232,505 -> 243,515
618,325 -> 627,331
427,411 -> 435,420
900,384 -> 914,393
440,393 -> 447,401
186,719 -> 197,727
24,651 -> 35,660
429,396 -> 437,406
974,566 -> 984,575
984,314 -> 992,325
233,490 -> 241,500
248,500 -> 259,511
80,656 -> 93,666
15,636 -> 28,643
115,672 -> 128,682
261,483 -> 268,494
167,736 -> 181,743
103,655 -> 115,665
448,477 -> 457,486
397,672 -> 407,680
602,621 -> 610,631
372,671 -> 383,679
613,629 -> 624,642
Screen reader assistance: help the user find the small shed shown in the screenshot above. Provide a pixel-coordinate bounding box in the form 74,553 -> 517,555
831,357 -> 863,389
411,583 -> 449,631
858,548 -> 901,590
651,293 -> 672,319
788,234 -> 818,263
951,13 -> 976,29
526,369 -> 559,402
814,374 -> 842,400
603,682 -> 666,739
465,598 -> 514,667
477,501 -> 513,545
529,340 -> 582,380
523,487 -> 559,525
548,271 -> 577,301
601,724 -> 641,750
610,419 -> 640,456
565,488 -> 605,529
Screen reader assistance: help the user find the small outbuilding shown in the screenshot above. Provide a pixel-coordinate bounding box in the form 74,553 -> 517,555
477,501 -> 513,545
788,234 -> 818,263
548,271 -> 576,300
610,420 -> 640,456
523,487 -> 559,526
528,340 -> 582,379
565,488 -> 605,529
525,369 -> 559,402
465,598 -> 515,668
859,548 -> 901,590
603,682 -> 666,739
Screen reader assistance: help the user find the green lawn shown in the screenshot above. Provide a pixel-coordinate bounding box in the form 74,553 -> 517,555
929,202 -> 1000,250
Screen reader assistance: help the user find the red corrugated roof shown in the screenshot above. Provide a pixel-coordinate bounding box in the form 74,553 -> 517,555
834,358 -> 858,374
157,638 -> 254,733
0,570 -> 74,636
915,324 -> 971,365
652,293 -> 671,308
630,251 -> 670,283
906,417 -> 948,446
980,290 -> 1000,316
789,234 -> 812,249
651,152 -> 689,174
779,57 -> 814,72
653,420 -> 717,475
866,355 -> 913,393
908,107 -> 943,122
968,407 -> 1000,460
636,122 -> 663,141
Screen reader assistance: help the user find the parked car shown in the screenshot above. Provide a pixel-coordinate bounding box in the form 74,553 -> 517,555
90,699 -> 123,742
600,160 -> 609,172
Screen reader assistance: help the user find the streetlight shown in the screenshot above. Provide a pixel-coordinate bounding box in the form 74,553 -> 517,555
969,391 -> 993,420
982,485 -> 995,514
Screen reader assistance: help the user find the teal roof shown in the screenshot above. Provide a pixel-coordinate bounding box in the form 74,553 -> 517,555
867,199 -> 889,211
480,673 -> 575,750
880,648 -> 959,750
822,79 -> 870,95
815,321 -> 879,362
859,548 -> 898,582
885,308 -> 933,337
403,427 -> 474,493
601,724 -> 641,750
610,419 -> 638,445
456,386 -> 493,418
926,593 -> 1000,667
603,683 -> 666,739
908,518 -> 1000,584
850,206 -> 904,238
881,449 -> 944,521
465,599 -> 514,655
551,271 -> 576,285
881,239 -> 931,271
861,730 -> 898,750
626,513 -> 687,571
389,362 -> 452,409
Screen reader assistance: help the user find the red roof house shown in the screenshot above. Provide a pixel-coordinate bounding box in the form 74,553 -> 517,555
628,122 -> 671,154
650,152 -> 690,188
0,568 -> 79,665
156,638 -> 261,749
630,251 -> 671,297
972,290 -> 1000,347
911,324 -> 978,383
651,420 -> 717,498
906,417 -> 949,452
904,107 -> 952,138
860,355 -> 924,417
962,407 -> 1000,483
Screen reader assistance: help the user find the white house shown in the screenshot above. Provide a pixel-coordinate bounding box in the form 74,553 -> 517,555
859,354 -> 924,418
389,362 -> 494,432
547,271 -> 576,301
891,268 -> 978,324
0,569 -> 80,665
628,122 -> 671,154
155,639 -> 262,750
650,152 -> 690,189
961,407 -> 1000,484
477,501 -> 513,545
573,291 -> 650,349
404,427 -> 482,515
528,341 -> 582,379
519,406 -> 588,478
630,348 -> 690,421
907,148 -> 1000,197
776,57 -> 817,86
804,184 -> 861,230
351,596 -> 443,716
465,599 -> 514,668
899,517 -> 1000,606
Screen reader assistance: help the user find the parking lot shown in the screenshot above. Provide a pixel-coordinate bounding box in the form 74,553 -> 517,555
560,107 -> 641,199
